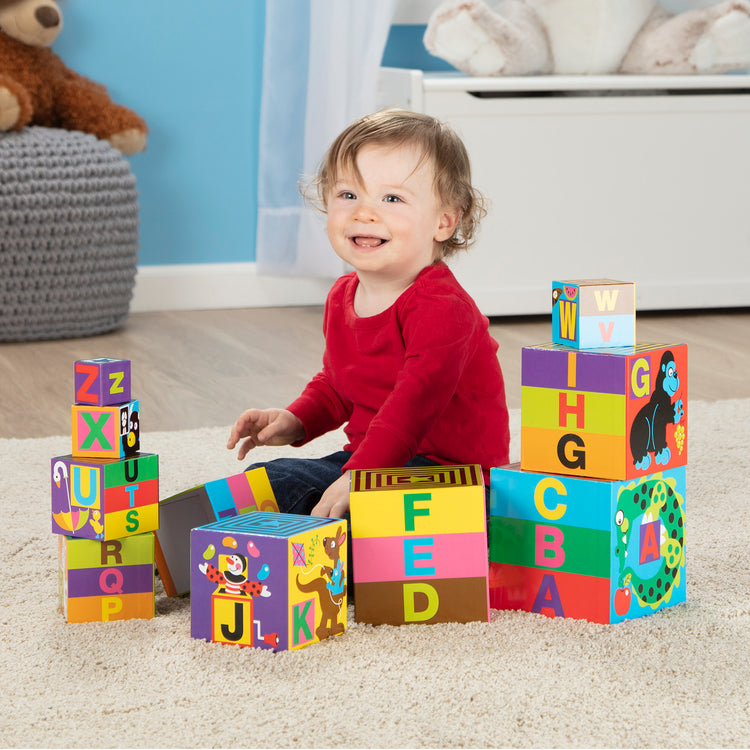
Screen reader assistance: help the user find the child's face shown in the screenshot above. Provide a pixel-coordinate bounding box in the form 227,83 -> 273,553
326,143 -> 458,287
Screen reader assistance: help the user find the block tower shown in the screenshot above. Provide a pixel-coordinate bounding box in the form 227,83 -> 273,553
52,358 -> 159,622
490,280 -> 687,624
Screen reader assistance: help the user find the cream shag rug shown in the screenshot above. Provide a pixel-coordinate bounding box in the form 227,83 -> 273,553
1,401 -> 749,748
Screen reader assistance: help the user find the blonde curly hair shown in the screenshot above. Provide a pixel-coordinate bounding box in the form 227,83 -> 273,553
302,109 -> 487,259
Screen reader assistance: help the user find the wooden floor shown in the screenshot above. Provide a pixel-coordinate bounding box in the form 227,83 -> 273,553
1,306 -> 748,439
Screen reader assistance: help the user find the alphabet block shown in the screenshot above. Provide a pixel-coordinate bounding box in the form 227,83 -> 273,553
155,468 -> 278,597
58,532 -> 155,622
74,358 -> 131,406
552,279 -> 636,349
521,342 -> 687,480
349,465 -> 489,626
51,453 -> 159,540
190,512 -> 347,651
71,400 -> 140,459
489,464 -> 686,624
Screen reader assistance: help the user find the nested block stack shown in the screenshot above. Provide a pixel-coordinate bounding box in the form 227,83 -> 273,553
350,464 -> 490,626
52,358 -> 159,623
491,279 -> 688,624
190,512 -> 347,651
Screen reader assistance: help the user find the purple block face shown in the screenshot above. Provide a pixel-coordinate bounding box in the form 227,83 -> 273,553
74,358 -> 131,406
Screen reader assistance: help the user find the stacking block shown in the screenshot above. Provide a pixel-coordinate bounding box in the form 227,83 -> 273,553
489,464 -> 686,624
51,453 -> 159,540
521,342 -> 687,480
552,279 -> 636,349
349,465 -> 489,626
74,358 -> 131,406
155,468 -> 278,597
58,532 -> 155,622
190,512 -> 347,651
71,399 -> 140,459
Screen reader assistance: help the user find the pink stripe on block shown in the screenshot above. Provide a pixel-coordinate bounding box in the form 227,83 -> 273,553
226,472 -> 255,512
353,532 -> 488,583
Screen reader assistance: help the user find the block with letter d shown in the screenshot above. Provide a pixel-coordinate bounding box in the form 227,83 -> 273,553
521,342 -> 687,480
58,532 -> 155,623
74,358 -> 131,406
552,279 -> 635,349
190,512 -> 347,651
72,400 -> 140,459
51,453 -> 159,540
489,464 -> 686,624
350,465 -> 489,626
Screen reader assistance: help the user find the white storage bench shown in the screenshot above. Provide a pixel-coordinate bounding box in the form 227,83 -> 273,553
378,68 -> 750,316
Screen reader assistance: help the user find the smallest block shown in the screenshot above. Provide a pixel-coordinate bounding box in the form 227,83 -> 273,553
58,532 -> 155,623
74,358 -> 131,406
72,400 -> 140,459
552,279 -> 635,349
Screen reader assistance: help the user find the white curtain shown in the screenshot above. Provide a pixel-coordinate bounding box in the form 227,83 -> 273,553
256,0 -> 398,278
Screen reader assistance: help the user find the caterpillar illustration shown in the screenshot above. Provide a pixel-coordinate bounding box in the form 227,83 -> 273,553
614,474 -> 685,611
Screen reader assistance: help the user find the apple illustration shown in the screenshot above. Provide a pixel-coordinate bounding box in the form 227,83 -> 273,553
614,586 -> 631,616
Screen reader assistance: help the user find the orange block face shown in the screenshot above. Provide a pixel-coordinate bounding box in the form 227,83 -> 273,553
521,343 -> 687,481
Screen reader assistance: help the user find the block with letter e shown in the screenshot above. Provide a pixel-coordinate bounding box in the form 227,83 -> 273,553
350,464 -> 489,626
552,279 -> 635,349
190,512 -> 347,651
489,463 -> 686,624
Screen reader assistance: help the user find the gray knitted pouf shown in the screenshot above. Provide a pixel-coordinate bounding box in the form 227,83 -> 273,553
0,126 -> 139,342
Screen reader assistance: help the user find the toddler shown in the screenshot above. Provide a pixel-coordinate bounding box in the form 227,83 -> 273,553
227,109 -> 510,519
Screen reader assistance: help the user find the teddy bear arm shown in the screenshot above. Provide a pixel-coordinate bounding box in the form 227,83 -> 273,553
0,73 -> 33,130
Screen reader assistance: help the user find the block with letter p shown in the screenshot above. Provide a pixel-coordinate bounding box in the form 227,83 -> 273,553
74,358 -> 131,406
350,465 -> 489,626
552,279 -> 635,349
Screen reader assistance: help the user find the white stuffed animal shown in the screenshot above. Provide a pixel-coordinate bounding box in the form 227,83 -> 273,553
424,0 -> 750,75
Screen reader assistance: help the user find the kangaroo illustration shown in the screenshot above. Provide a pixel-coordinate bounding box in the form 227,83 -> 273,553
295,526 -> 347,640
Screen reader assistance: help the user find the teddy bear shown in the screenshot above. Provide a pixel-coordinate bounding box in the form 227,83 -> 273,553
0,0 -> 147,154
423,0 -> 750,76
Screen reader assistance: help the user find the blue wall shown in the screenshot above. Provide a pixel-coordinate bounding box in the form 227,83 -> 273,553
52,4 -> 431,266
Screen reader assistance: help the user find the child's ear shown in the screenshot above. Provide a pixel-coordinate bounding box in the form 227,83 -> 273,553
434,208 -> 461,243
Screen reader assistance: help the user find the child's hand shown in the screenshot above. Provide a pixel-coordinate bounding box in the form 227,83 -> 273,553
311,471 -> 351,519
227,408 -> 305,461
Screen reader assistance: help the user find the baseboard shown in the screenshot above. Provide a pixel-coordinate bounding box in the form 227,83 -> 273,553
131,263 -> 332,312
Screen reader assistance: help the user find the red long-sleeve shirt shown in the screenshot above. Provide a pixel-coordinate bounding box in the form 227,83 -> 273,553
287,262 -> 510,483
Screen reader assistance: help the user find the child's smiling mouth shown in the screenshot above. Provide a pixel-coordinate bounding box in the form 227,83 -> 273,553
352,235 -> 387,248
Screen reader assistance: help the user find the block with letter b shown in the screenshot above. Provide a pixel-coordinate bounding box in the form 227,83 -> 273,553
58,532 -> 155,623
552,279 -> 635,349
489,464 -> 686,624
74,358 -> 131,406
350,465 -> 489,626
190,512 -> 347,651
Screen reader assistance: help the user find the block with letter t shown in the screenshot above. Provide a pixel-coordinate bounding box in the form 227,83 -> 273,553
552,279 -> 635,349
489,463 -> 686,624
190,512 -> 347,651
349,464 -> 489,626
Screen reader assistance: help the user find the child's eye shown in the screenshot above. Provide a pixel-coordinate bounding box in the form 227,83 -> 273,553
384,194 -> 403,203
340,191 -> 356,200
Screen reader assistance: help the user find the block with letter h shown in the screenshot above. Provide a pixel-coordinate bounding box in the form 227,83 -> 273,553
521,342 -> 687,480
190,512 -> 347,651
51,453 -> 159,540
489,464 -> 686,624
552,279 -> 635,349
350,465 -> 489,626
58,532 -> 155,623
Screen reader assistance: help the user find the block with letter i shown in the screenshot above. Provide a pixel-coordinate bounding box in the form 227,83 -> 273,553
521,342 -> 687,480
489,464 -> 686,624
349,465 -> 489,626
190,512 -> 347,651
552,279 -> 635,349
58,532 -> 155,623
